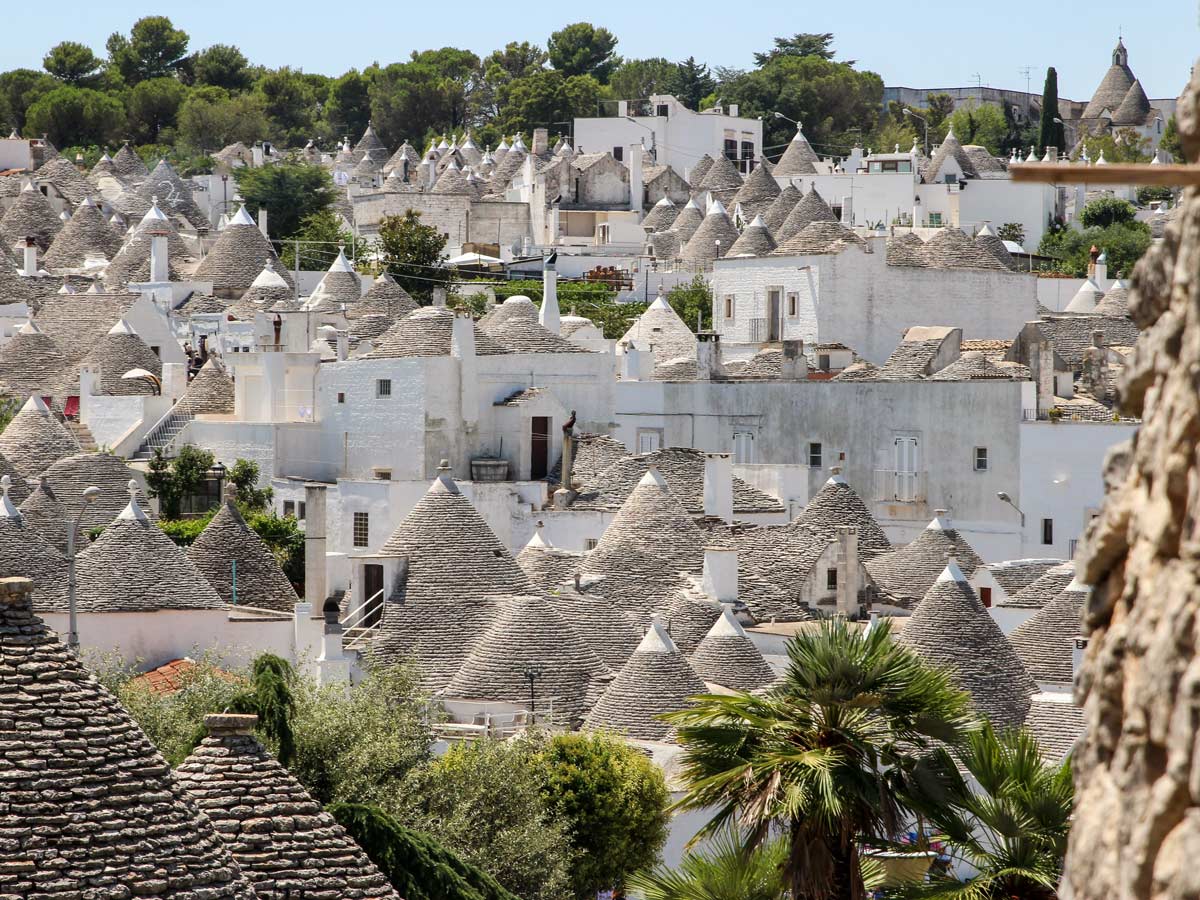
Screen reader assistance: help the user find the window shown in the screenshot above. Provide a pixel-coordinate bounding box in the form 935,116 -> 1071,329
974,447 -> 988,471
724,295 -> 734,319
1042,518 -> 1054,546
297,501 -> 306,520
375,469 -> 392,481
979,586 -> 992,608
944,173 -> 958,185
723,138 -> 738,161
928,212 -> 943,227
376,379 -> 391,398
150,346 -> 161,358
353,511 -> 370,548
656,104 -> 669,117
636,429 -> 661,454
826,568 -> 838,591
787,293 -> 798,317
283,500 -> 295,517
612,145 -> 623,162
740,140 -> 755,161
584,538 -> 599,551
818,354 -> 831,371
808,442 -> 822,468
337,392 -> 345,404
733,431 -> 755,464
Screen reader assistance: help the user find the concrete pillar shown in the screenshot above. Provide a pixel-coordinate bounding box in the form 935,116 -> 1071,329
696,332 -> 722,381
622,345 -> 643,381
1072,636 -> 1088,684
835,526 -> 861,618
257,209 -> 268,238
540,257 -> 561,334
629,143 -> 644,213
336,330 -> 349,361
318,607 -> 351,688
304,482 -> 328,608
560,427 -> 575,490
703,452 -> 734,523
451,311 -> 478,427
432,287 -> 447,308
780,340 -> 807,380
701,546 -> 738,603
22,238 -> 38,277
149,232 -> 169,282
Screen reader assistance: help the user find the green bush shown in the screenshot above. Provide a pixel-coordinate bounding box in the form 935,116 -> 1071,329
1078,197 -> 1136,229
1038,220 -> 1151,278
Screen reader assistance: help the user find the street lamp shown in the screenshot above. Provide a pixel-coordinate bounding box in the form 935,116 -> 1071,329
903,109 -> 930,158
773,111 -> 800,127
523,662 -> 543,724
623,116 -> 656,161
66,482 -> 101,652
209,461 -> 227,506
221,173 -> 229,215
996,491 -> 1025,527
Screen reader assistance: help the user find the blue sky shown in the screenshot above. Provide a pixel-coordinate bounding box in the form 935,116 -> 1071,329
6,0 -> 1196,102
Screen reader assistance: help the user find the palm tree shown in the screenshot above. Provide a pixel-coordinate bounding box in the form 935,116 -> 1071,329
898,725 -> 1073,899
665,618 -> 973,900
627,829 -> 788,900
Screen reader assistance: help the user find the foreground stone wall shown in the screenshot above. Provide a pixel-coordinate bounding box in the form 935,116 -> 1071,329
1066,63 -> 1200,899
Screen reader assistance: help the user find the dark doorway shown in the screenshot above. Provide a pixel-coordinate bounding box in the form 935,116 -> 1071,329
363,564 -> 384,627
531,416 -> 551,480
768,290 -> 782,341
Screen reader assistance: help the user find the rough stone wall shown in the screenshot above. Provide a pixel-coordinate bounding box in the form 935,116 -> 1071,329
1066,63 -> 1200,900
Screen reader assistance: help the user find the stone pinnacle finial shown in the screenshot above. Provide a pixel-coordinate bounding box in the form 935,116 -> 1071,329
127,479 -> 139,500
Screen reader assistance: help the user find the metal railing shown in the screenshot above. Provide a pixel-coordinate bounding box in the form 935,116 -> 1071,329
1069,538 -> 1080,560
873,470 -> 928,503
341,588 -> 385,652
133,409 -> 194,460
748,318 -> 769,343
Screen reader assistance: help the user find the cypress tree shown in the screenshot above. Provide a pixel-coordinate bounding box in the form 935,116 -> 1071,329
1038,67 -> 1066,154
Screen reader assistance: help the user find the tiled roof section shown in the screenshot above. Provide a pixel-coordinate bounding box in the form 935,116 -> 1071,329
44,197 -> 122,269
478,296 -> 538,331
128,657 -> 221,695
19,477 -> 82,553
875,339 -> 944,380
1008,580 -> 1088,686
962,146 -> 1008,179
922,129 -> 978,183
737,348 -> 782,378
517,527 -> 582,591
761,183 -> 802,235
1038,314 -> 1140,369
33,292 -> 139,363
982,558 -> 1065,599
775,187 -> 838,243
175,359 -> 235,415
546,587 -> 643,667
726,214 -> 777,257
619,294 -> 697,361
667,200 -> 704,244
0,396 -> 79,479
975,228 -> 1019,270
76,493 -> 224,612
444,594 -> 610,723
796,471 -> 891,558
364,306 -> 508,358
1093,284 -> 1130,317
680,203 -> 741,267
688,605 -> 776,691
0,578 -> 255,900
773,128 -> 820,176
832,360 -> 881,381
572,447 -> 784,515
1084,49 -> 1136,119
578,468 -> 705,613
0,481 -> 67,610
898,562 -> 1035,728
930,351 -> 1030,381
1025,693 -> 1085,762
865,512 -> 984,609
0,182 -> 62,251
488,315 -> 590,353
356,272 -> 418,318
688,155 -> 715,186
706,522 -> 827,622
34,156 -> 95,206
1112,79 -> 1152,125
111,142 -> 149,180
550,432 -> 629,485
886,232 -> 927,266
42,452 -> 153,530
135,160 -> 208,230
188,497 -> 298,611
176,716 -> 398,899
194,219 -> 293,295
651,356 -> 699,380
583,619 -> 706,741
921,227 -> 1006,269
80,323 -> 162,396
731,164 -> 781,209
773,220 -> 864,256
103,227 -> 184,290
661,582 -> 721,653
0,323 -> 73,398
642,198 -> 679,232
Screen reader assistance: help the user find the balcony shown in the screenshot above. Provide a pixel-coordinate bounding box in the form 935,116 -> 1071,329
873,470 -> 928,503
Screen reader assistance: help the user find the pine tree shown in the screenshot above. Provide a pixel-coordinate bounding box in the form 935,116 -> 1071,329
1038,67 -> 1066,155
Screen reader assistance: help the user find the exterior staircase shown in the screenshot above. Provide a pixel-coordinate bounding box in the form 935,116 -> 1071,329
131,411 -> 194,461
64,421 -> 99,452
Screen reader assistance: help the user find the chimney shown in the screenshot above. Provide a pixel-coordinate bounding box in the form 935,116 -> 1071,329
780,340 -> 807,380
451,310 -> 478,427
1082,331 -> 1109,400
21,237 -> 37,277
560,418 -> 575,490
336,330 -> 349,361
703,452 -> 734,523
203,713 -> 258,737
303,482 -> 328,608
532,128 -> 549,156
1072,636 -> 1088,683
257,208 -> 268,238
149,228 -> 169,283
1087,244 -> 1099,278
318,598 -> 350,686
835,526 -> 861,617
622,345 -> 643,381
540,254 -> 561,334
629,142 -> 644,213
695,331 -> 723,381
432,287 -> 447,308
701,546 -> 738,603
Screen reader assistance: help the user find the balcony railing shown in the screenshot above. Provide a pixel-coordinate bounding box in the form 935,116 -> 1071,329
874,470 -> 928,503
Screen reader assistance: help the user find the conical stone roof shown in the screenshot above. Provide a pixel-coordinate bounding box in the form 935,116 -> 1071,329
43,197 -> 122,269
921,226 -> 1006,270
688,154 -> 715,187
135,160 -> 208,230
667,198 -> 704,244
516,524 -> 580,591
697,154 -> 743,196
0,321 -> 73,398
1083,46 -> 1136,119
1094,284 -> 1131,318
997,561 -> 1076,611
761,183 -> 802,235
0,182 -> 63,252
194,207 -> 292,297
0,395 -> 79,480
772,220 -> 864,256
177,713 -> 397,899
923,128 -> 978,183
0,577 -> 255,899
80,320 -> 162,395
583,618 -> 706,742
546,588 -> 643,668
307,248 -> 362,305
578,468 -> 705,614
775,186 -> 838,243
865,510 -> 983,609
18,475 -> 80,553
662,585 -> 721,653
444,594 -> 610,723
75,484 -> 224,612
773,126 -> 820,176
111,142 -> 149,180
898,560 -> 1036,728
725,214 -> 777,257
352,272 -> 418,319
1112,79 -> 1151,126
175,359 -> 235,415
796,468 -> 891,558
226,259 -> 293,319
974,225 -> 1018,271
641,197 -> 679,232
43,452 -> 152,530
188,492 -> 298,611
680,200 -> 741,267
886,234 -> 926,269
34,156 -> 95,206
688,604 -> 776,691
363,306 -> 508,358
478,295 -> 538,332
1009,579 -> 1089,686
731,163 -> 781,219
618,292 -> 697,362
0,476 -> 66,610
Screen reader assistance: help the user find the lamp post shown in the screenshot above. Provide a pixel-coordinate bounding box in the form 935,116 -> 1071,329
67,484 -> 101,652
903,109 -> 930,158
523,662 -> 543,724
209,461 -> 227,507
997,491 -> 1025,527
623,116 -> 656,161
221,174 -> 229,216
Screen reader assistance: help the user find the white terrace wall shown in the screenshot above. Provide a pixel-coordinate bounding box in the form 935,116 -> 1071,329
351,191 -> 532,255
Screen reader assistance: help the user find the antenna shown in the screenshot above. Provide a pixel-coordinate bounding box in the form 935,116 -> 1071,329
1019,66 -> 1033,122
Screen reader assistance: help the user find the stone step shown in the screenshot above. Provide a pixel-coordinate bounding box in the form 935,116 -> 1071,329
64,421 -> 99,452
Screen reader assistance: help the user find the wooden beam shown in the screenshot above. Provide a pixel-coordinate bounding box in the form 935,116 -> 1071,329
1010,162 -> 1200,187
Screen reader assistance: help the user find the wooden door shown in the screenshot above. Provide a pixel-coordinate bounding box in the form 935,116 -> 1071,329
531,416 -> 551,480
363,564 -> 384,627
